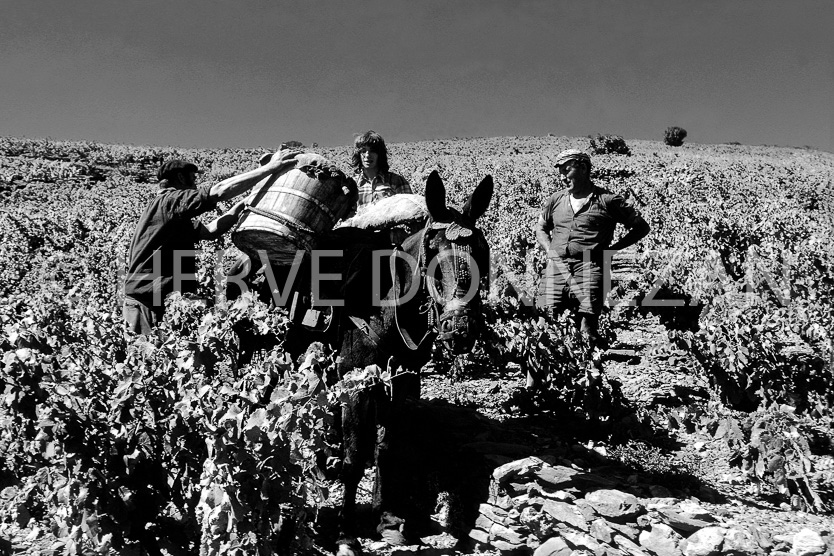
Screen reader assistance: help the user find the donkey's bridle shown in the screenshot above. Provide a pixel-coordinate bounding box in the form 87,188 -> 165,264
393,219 -> 480,349
389,239 -> 439,352
348,219 -> 480,356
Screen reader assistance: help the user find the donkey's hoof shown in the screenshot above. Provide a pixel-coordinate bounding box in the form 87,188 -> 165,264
376,511 -> 420,547
336,536 -> 362,556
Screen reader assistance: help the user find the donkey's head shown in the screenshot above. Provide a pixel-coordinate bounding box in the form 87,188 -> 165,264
422,170 -> 493,354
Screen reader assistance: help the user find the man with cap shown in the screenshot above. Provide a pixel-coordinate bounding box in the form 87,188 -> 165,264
123,152 -> 297,335
534,149 -> 650,360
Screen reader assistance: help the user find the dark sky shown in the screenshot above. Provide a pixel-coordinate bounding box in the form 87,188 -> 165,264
2,1 -> 832,151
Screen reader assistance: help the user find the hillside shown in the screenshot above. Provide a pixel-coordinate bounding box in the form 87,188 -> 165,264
1,135 -> 833,555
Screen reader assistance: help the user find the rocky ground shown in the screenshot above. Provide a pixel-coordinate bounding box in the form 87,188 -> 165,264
316,251 -> 834,556
404,310 -> 834,556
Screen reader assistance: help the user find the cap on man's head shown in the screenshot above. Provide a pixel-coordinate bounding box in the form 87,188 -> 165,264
554,149 -> 591,168
157,159 -> 199,181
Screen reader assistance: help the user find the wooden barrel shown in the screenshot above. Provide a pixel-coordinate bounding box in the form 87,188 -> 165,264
232,154 -> 354,266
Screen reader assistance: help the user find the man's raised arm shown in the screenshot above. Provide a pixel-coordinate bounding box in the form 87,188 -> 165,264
208,149 -> 299,202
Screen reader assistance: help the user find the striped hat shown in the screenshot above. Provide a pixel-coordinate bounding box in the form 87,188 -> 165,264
554,149 -> 591,167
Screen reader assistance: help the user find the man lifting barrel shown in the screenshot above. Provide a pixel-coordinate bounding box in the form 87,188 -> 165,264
123,151 -> 298,335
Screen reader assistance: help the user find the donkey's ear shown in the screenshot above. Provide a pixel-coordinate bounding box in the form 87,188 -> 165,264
425,170 -> 449,220
462,175 -> 493,222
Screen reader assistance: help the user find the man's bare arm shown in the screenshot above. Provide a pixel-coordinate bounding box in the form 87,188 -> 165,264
534,216 -> 552,253
198,201 -> 247,240
609,217 -> 650,251
208,150 -> 298,202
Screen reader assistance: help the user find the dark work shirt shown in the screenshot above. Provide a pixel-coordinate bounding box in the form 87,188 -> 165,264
539,185 -> 643,258
124,186 -> 217,306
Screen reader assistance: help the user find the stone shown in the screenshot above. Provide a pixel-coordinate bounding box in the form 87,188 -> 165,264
657,509 -> 712,533
577,473 -> 620,488
562,531 -> 603,553
515,494 -> 533,507
532,486 -> 578,503
481,503 -> 510,523
608,521 -> 641,542
551,491 -> 579,502
722,528 -> 762,555
792,529 -> 826,556
536,465 -> 581,489
521,506 -> 542,524
541,500 -> 589,532
476,515 -> 496,531
469,528 -> 490,544
534,537 -> 572,556
530,483 -> 578,502
592,446 -> 608,458
682,527 -> 726,556
590,519 -> 614,544
772,535 -> 793,553
638,523 -> 683,556
676,501 -> 714,522
492,539 -> 526,552
573,500 -> 599,521
494,457 -> 545,483
584,490 -> 644,520
0,487 -> 17,499
491,494 -> 515,510
749,526 -> 773,551
420,533 -> 457,550
510,482 -> 534,495
613,534 -> 651,556
490,522 -> 527,545
646,498 -> 680,510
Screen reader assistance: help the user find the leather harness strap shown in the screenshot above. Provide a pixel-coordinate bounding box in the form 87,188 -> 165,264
390,243 -> 438,352
348,315 -> 386,349
345,237 -> 438,356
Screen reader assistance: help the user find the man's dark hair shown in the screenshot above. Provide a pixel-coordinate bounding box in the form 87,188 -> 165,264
351,130 -> 390,174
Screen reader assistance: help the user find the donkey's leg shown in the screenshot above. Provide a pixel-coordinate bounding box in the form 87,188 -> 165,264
372,371 -> 425,544
339,388 -> 375,537
372,404 -> 410,545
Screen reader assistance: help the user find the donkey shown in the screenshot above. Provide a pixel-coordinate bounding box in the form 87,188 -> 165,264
309,170 -> 493,552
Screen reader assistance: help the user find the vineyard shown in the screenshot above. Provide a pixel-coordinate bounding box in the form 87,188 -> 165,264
1,134 -> 833,555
